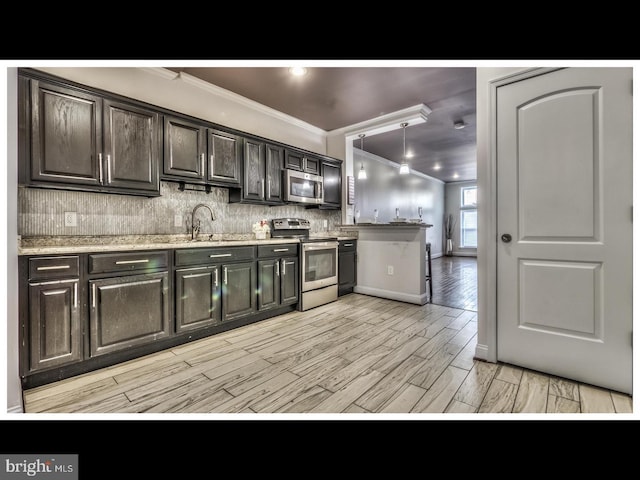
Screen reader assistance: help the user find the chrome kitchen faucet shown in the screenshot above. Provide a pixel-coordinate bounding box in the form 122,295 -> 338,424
191,203 -> 216,240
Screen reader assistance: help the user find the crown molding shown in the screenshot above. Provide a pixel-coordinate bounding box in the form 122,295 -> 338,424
143,68 -> 327,136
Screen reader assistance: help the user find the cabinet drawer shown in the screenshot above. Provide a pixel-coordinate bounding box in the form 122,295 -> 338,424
29,256 -> 80,280
257,243 -> 298,258
339,240 -> 357,252
175,246 -> 255,267
89,251 -> 168,274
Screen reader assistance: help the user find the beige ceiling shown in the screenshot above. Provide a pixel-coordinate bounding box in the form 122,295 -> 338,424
166,66 -> 477,183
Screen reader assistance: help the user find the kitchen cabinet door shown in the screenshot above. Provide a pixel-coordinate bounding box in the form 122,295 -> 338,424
28,278 -> 82,372
280,257 -> 299,305
89,272 -> 170,357
103,98 -> 160,193
338,240 -> 357,296
221,261 -> 257,322
208,129 -> 242,186
321,159 -> 342,209
163,115 -> 206,180
242,138 -> 266,202
257,259 -> 280,311
28,79 -> 103,187
265,143 -> 284,203
175,266 -> 222,332
285,149 -> 320,175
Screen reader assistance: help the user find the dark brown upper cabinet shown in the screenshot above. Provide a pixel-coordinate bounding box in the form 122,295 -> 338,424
284,148 -> 320,175
320,158 -> 342,209
21,75 -> 160,196
229,138 -> 284,205
162,114 -> 241,188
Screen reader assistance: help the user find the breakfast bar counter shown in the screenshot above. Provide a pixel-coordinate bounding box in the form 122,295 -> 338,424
339,223 -> 432,305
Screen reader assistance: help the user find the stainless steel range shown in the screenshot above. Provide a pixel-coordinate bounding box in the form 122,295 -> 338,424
271,218 -> 339,311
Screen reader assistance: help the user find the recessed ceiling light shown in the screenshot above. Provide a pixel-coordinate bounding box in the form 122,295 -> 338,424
433,163 -> 441,171
453,121 -> 466,130
289,67 -> 308,77
453,173 -> 459,179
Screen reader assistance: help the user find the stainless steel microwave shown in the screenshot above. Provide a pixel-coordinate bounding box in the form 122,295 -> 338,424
283,169 -> 324,204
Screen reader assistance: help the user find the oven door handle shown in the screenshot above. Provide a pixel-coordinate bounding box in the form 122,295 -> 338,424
302,242 -> 338,251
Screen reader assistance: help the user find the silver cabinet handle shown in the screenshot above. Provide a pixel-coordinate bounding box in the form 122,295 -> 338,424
98,153 -> 104,183
115,259 -> 149,265
74,282 -> 78,309
273,248 -> 289,252
343,243 -> 353,247
36,265 -> 71,271
275,260 -> 280,276
224,266 -> 228,284
201,153 -> 205,176
267,179 -> 271,198
214,268 -> 219,287
261,179 -> 265,199
107,154 -> 112,184
92,283 -> 96,308
209,253 -> 232,258
209,154 -> 214,176
281,259 -> 286,276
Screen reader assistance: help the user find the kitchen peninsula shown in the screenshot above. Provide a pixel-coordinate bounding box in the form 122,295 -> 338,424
340,222 -> 432,305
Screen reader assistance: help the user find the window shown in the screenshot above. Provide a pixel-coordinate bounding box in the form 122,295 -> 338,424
460,186 -> 477,248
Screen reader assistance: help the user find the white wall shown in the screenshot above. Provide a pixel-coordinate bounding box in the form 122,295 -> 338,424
445,180 -> 477,256
5,68 -> 22,413
353,149 -> 445,256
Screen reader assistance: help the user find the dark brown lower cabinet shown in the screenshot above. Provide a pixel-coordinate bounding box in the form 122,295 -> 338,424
257,257 -> 298,310
338,240 -> 357,296
221,261 -> 257,322
20,244 -> 300,388
89,272 -> 170,357
28,278 -> 82,372
257,244 -> 299,312
175,265 -> 221,332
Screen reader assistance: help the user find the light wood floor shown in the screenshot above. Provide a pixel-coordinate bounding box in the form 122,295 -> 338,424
22,294 -> 632,416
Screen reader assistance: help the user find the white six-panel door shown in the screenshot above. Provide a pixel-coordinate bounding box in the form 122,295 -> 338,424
496,67 -> 633,394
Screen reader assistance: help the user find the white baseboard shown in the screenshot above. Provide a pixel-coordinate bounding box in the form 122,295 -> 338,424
6,403 -> 24,414
474,343 -> 489,361
353,285 -> 429,305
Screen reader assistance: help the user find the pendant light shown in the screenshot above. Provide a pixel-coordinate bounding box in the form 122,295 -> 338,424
357,133 -> 367,180
399,122 -> 410,175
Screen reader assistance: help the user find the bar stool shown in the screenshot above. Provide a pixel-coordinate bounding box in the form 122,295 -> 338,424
425,242 -> 432,302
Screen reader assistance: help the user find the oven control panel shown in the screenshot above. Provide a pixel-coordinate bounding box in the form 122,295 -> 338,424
272,218 -> 311,230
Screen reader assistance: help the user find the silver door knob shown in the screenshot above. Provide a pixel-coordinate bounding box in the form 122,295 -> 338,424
501,233 -> 512,243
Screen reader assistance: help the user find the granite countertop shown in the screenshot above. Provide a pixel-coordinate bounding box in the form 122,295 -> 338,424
18,232 -> 356,255
339,222 -> 433,228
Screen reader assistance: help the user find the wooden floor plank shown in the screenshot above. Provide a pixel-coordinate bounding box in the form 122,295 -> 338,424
310,369 -> 386,413
411,365 -> 469,413
579,384 -> 617,413
512,370 -> 549,413
477,378 -> 519,413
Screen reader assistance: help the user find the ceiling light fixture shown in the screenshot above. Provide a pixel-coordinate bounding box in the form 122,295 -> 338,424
399,122 -> 410,175
453,120 -> 466,130
289,66 -> 308,77
357,134 -> 367,180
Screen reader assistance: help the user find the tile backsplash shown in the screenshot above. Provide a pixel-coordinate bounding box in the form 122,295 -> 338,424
18,182 -> 341,237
